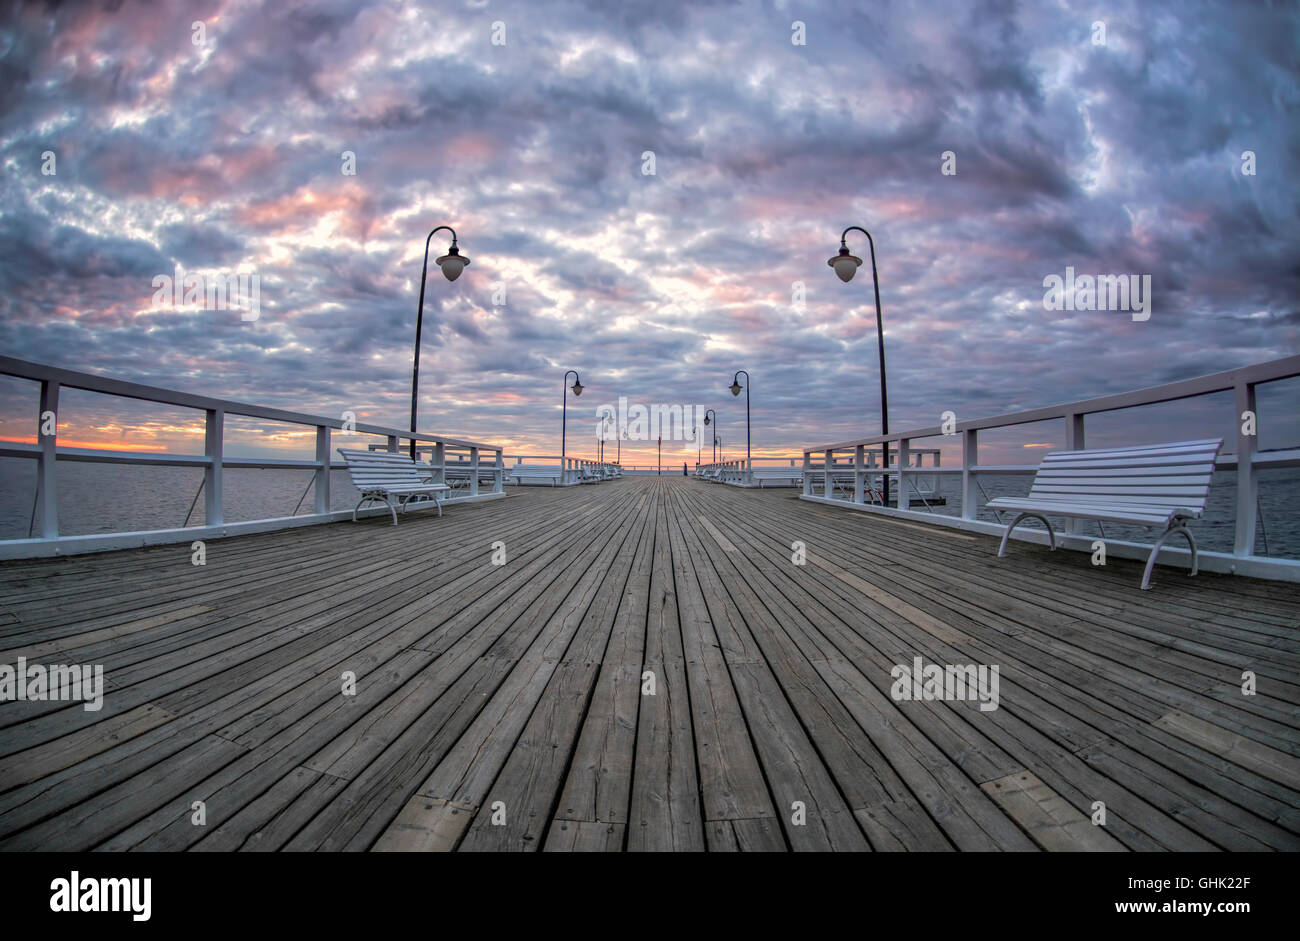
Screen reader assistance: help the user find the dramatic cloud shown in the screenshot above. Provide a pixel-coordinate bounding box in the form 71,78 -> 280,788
0,0 -> 1296,465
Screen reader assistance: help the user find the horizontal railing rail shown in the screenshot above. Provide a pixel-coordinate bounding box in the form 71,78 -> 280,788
380,442 -> 505,496
696,454 -> 861,486
0,356 -> 507,558
800,354 -> 1300,581
502,454 -> 622,485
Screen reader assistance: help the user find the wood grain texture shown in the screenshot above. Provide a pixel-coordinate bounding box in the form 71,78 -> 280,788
0,476 -> 1295,852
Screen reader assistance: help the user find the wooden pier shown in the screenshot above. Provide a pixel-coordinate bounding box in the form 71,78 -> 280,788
0,476 -> 1297,851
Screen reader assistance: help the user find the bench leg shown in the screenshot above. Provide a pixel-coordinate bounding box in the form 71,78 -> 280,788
1182,525 -> 1199,577
355,493 -> 389,524
1140,522 -> 1197,590
997,512 -> 1056,558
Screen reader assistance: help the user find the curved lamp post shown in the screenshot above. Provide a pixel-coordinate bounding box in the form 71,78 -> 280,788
561,370 -> 583,474
729,370 -> 750,472
703,408 -> 717,463
829,225 -> 890,504
409,225 -> 470,459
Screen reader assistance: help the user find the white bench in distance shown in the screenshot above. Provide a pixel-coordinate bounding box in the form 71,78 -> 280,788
750,468 -> 803,487
508,465 -> 565,486
986,438 -> 1223,590
338,448 -> 450,525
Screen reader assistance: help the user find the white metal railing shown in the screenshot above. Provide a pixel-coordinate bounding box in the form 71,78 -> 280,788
801,355 -> 1300,582
504,454 -> 621,485
384,443 -> 505,495
0,356 -> 506,558
695,459 -> 748,484
695,454 -> 931,489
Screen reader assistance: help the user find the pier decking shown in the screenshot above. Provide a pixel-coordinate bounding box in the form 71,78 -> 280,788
0,476 -> 1297,851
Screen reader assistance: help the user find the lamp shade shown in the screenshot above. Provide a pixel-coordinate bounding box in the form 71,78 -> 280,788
829,252 -> 861,282
729,381 -> 742,396
571,380 -> 583,396
436,251 -> 469,281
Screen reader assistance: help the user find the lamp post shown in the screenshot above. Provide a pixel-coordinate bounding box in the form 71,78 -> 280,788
600,413 -> 616,466
561,370 -> 583,477
829,225 -> 890,505
703,408 -> 717,463
695,425 -> 700,468
729,370 -> 750,474
410,226 -> 470,460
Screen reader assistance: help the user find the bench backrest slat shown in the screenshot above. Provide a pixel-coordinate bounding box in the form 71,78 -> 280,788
338,448 -> 430,490
1027,439 -> 1222,513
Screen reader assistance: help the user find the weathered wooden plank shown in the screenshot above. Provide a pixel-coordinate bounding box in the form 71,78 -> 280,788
664,490 -> 775,824
627,489 -> 704,851
1154,711 -> 1300,790
372,798 -> 474,852
979,770 -> 1125,851
855,799 -> 954,851
0,702 -> 176,791
551,494 -> 655,827
542,820 -> 625,852
705,817 -> 786,852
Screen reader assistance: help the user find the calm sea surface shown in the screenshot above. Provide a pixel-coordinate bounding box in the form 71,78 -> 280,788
0,459 -> 1297,559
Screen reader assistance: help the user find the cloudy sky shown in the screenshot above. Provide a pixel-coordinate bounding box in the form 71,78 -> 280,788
0,0 -> 1296,466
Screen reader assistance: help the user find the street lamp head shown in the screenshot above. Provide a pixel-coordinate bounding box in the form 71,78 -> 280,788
571,379 -> 584,397
729,380 -> 743,397
436,243 -> 470,281
829,246 -> 861,283
703,414 -> 711,426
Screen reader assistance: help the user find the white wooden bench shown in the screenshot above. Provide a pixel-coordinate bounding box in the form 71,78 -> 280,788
986,438 -> 1223,589
337,448 -> 450,525
508,464 -> 565,486
750,468 -> 804,487
443,463 -> 500,490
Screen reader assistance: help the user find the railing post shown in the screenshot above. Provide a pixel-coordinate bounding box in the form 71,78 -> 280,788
205,408 -> 224,527
494,449 -> 504,493
854,444 -> 865,504
961,429 -> 978,520
1234,382 -> 1258,556
37,379 -> 59,538
314,424 -> 331,515
896,438 -> 910,510
823,449 -> 833,498
386,435 -> 399,453
1065,412 -> 1085,534
470,447 -> 480,496
802,452 -> 811,496
433,441 -> 446,486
